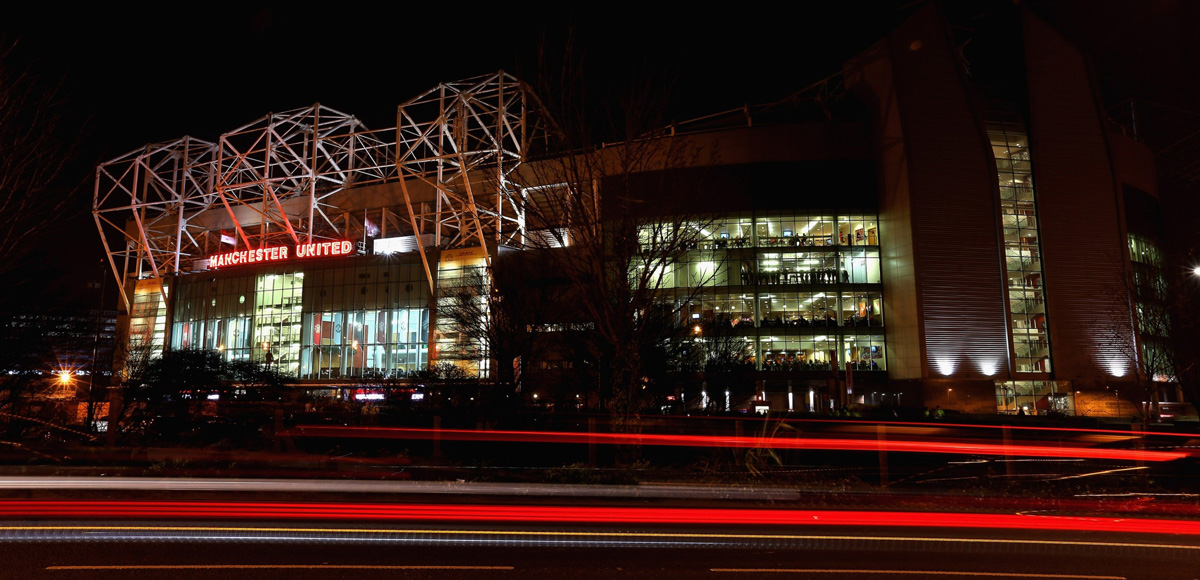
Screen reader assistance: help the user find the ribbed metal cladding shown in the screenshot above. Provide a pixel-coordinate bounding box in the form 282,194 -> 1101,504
1022,10 -> 1136,385
885,4 -> 1011,380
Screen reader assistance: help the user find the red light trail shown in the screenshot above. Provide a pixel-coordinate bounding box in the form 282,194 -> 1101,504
706,416 -> 1200,438
281,426 -> 1189,462
2,500 -> 1199,536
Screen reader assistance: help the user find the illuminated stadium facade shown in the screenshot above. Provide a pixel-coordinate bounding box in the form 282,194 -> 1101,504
94,5 -> 1188,417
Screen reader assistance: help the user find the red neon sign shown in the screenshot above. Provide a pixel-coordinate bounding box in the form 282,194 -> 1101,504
208,240 -> 354,269
296,240 -> 354,258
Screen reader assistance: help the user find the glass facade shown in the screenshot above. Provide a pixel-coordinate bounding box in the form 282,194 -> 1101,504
162,213 -> 882,386
435,247 -> 490,377
988,122 -> 1052,374
170,256 -> 430,380
1128,234 -> 1174,382
653,211 -> 885,373
994,380 -> 1074,415
128,279 -> 167,358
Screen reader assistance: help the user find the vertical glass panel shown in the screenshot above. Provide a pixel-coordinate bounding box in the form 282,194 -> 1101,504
436,248 -> 489,377
989,121 -> 1051,374
130,280 -> 167,359
249,271 -> 303,376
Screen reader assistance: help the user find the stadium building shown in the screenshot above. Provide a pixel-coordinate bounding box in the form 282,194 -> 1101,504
93,3 -> 1190,417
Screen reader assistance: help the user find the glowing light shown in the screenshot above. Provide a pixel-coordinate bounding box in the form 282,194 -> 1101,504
935,358 -> 956,376
295,240 -> 354,259
57,372 -> 72,385
208,240 -> 354,268
1107,358 -> 1128,377
206,393 -> 220,401
979,360 -> 998,376
208,245 -> 289,268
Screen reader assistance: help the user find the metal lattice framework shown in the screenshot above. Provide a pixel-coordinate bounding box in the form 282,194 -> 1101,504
94,72 -> 547,308
94,136 -> 218,307
214,105 -> 397,250
395,72 -> 545,285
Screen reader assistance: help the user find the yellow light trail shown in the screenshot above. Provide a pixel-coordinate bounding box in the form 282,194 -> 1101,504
1050,466 -> 1149,480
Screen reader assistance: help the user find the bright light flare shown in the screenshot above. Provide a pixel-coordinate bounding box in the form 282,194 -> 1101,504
935,358 -> 956,376
979,360 -> 999,376
1107,358 -> 1127,377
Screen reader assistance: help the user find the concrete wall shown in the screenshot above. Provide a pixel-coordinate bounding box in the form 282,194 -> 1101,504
848,3 -> 1012,387
1023,9 -> 1138,390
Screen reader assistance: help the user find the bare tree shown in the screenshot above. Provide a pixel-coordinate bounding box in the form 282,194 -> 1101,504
698,321 -> 757,412
0,314 -> 53,438
0,311 -> 103,442
1105,240 -> 1190,428
1168,268 -> 1200,411
105,329 -> 157,443
436,250 -> 564,397
1103,294 -> 1172,426
411,361 -> 471,409
0,40 -> 84,275
517,43 -> 724,435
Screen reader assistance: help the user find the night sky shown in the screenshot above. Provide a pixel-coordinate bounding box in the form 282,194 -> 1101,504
1,1 -> 1195,308
7,3 -> 916,156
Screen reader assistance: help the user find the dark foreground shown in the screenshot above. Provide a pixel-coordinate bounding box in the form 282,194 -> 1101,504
3,519 -> 1198,579
1,415 -> 1198,578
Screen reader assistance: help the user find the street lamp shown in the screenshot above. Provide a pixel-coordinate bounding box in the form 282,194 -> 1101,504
58,370 -> 101,433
